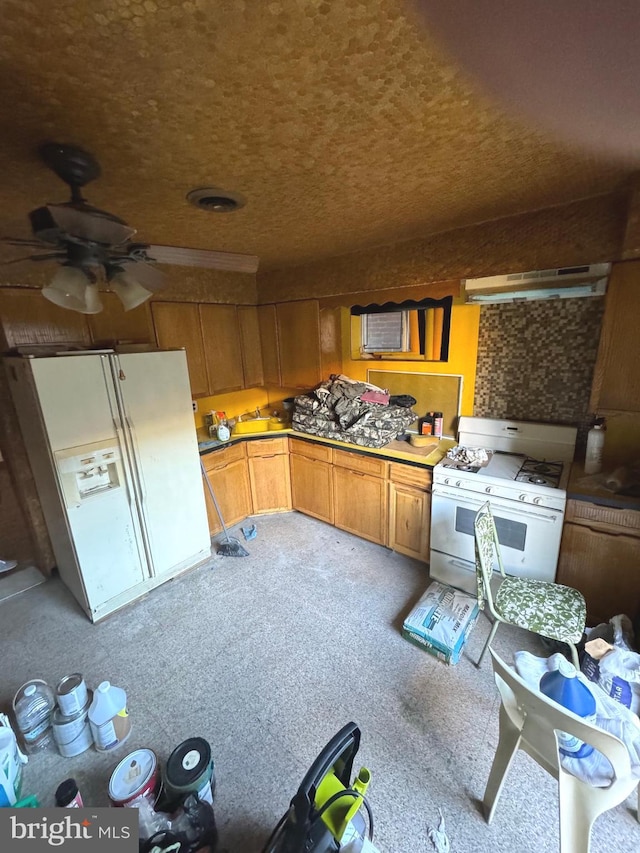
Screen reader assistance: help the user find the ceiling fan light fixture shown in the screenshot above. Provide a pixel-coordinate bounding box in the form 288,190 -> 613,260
82,282 -> 103,315
109,270 -> 153,311
186,186 -> 246,213
42,265 -> 93,313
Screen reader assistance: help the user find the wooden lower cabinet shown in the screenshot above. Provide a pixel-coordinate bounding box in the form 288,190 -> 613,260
201,444 -> 252,536
290,440 -> 334,524
556,500 -> 640,625
387,463 -> 432,561
332,450 -> 388,546
247,438 -> 291,514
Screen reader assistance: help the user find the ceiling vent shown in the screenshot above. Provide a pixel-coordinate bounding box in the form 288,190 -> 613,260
186,186 -> 246,213
463,263 -> 611,304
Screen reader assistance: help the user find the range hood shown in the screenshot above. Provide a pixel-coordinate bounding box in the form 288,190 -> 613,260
464,263 -> 611,304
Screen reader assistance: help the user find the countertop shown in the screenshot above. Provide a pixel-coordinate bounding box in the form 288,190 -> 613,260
567,463 -> 640,512
198,427 -> 456,469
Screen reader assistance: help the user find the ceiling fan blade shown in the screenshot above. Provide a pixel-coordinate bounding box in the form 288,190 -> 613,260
1,252 -> 67,264
122,261 -> 167,293
2,237 -> 50,247
147,245 -> 259,274
47,205 -> 136,245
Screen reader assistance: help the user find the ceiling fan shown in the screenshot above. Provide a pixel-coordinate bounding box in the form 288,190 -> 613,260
2,143 -> 259,314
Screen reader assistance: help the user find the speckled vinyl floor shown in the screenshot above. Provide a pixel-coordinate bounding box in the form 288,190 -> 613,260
1,512 -> 638,852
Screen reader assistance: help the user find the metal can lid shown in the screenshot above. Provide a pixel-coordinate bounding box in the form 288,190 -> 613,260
56,674 -> 84,696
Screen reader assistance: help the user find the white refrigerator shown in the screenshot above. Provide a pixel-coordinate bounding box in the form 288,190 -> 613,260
5,349 -> 211,622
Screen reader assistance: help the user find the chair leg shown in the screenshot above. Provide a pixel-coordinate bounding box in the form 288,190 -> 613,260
477,616 -> 500,668
568,642 -> 580,671
557,772 -> 597,853
483,706 -> 522,824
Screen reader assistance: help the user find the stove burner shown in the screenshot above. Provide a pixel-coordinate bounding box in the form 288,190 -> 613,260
532,463 -> 553,475
515,457 -> 564,488
458,464 -> 476,472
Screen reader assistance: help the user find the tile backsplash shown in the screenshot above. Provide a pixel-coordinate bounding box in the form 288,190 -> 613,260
473,297 -> 605,455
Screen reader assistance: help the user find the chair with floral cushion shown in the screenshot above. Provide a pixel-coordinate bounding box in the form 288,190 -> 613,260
474,501 -> 586,668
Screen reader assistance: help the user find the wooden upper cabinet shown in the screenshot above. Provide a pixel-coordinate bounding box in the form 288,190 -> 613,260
151,302 -> 208,397
276,299 -> 321,389
199,304 -> 244,394
320,306 -> 342,379
88,292 -> 154,345
237,305 -> 264,388
0,287 -> 90,348
590,261 -> 640,412
258,304 -> 281,386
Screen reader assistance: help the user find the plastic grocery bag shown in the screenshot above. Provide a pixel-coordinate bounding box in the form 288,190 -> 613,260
581,615 -> 640,715
515,651 -> 640,787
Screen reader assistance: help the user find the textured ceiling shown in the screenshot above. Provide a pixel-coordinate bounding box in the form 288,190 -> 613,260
0,0 -> 633,273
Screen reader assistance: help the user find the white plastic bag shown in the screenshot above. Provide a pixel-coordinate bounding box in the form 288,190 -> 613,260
581,615 -> 640,715
515,651 -> 640,787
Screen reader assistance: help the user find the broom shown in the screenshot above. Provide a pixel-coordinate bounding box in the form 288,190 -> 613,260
200,458 -> 249,557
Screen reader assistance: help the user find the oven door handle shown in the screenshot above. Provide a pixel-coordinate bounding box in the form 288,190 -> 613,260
432,487 -> 559,523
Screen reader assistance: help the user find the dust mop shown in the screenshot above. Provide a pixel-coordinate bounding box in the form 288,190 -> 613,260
199,458 -> 249,557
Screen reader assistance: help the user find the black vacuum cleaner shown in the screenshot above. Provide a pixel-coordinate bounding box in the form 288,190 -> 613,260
261,722 -> 375,853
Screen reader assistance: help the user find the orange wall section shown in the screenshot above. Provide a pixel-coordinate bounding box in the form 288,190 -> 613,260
341,304 -> 480,417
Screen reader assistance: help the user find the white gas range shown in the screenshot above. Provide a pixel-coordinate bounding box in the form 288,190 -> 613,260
429,416 -> 577,595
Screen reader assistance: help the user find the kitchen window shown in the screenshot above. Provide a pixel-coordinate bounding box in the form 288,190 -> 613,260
351,295 -> 452,362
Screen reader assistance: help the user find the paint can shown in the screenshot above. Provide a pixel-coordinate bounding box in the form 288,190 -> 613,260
109,748 -> 160,808
164,738 -> 216,806
52,689 -> 93,757
55,674 -> 88,717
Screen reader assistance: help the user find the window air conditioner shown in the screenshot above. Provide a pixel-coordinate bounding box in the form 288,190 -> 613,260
463,263 -> 611,304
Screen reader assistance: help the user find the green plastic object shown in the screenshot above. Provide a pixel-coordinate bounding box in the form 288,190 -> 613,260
13,795 -> 39,808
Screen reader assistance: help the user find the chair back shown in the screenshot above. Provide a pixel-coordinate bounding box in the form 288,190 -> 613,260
473,501 -> 503,611
489,647 -> 632,784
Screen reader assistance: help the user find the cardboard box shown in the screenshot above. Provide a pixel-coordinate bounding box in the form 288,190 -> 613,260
402,581 -> 479,665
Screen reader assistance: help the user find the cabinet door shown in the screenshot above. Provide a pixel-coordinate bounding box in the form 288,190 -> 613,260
590,261 -> 640,411
199,304 -> 245,394
320,306 -> 342,378
204,458 -> 252,535
88,292 -> 154,345
333,466 -> 387,546
238,305 -> 264,388
276,300 -> 321,389
152,302 -> 208,397
290,453 -> 333,524
556,523 -> 640,624
0,287 -> 90,347
388,483 -> 430,561
248,453 -> 291,513
258,304 -> 281,386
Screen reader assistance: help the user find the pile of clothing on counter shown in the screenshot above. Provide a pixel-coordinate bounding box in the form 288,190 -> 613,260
292,374 -> 417,448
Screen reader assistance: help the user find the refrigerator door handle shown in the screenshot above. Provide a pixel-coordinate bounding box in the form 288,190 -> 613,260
124,416 -> 147,505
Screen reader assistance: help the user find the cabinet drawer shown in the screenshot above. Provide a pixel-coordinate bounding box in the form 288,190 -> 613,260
565,499 -> 640,536
388,462 -> 432,490
333,448 -> 387,478
201,442 -> 246,471
246,437 -> 289,457
290,438 -> 332,463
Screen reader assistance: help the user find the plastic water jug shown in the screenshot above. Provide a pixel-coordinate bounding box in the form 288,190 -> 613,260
539,657 -> 597,758
88,681 -> 131,751
14,681 -> 55,752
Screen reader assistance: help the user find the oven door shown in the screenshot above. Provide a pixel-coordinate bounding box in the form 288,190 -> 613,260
430,484 -> 564,593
